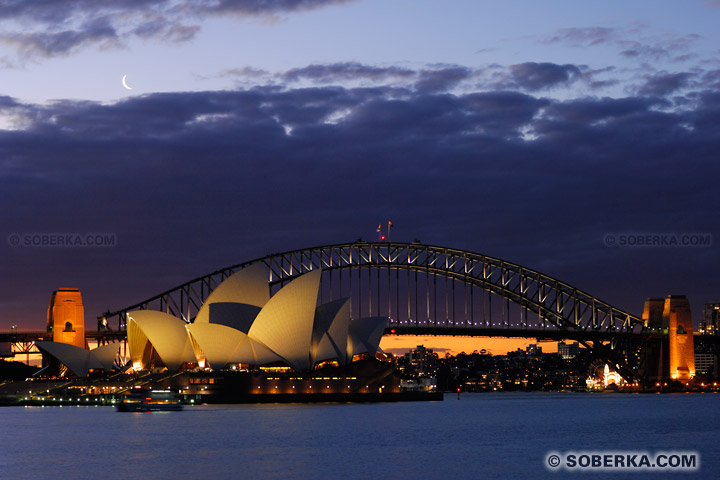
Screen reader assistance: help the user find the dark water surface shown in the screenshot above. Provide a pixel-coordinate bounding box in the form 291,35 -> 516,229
1,392 -> 717,479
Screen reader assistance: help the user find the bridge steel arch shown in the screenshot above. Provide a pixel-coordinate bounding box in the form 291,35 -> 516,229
106,242 -> 643,331
103,242 -> 649,381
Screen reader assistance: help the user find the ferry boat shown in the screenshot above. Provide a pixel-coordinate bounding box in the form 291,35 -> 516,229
116,389 -> 183,412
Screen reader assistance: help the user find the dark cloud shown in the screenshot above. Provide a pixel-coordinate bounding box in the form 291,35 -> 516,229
0,0 -> 354,60
0,0 -> 164,22
230,61 -> 599,94
545,27 -> 699,62
282,62 -> 416,83
501,62 -> 582,91
0,18 -> 119,57
546,27 -> 617,47
201,0 -> 352,15
0,94 -> 21,108
131,17 -> 200,43
415,66 -> 473,92
278,63 -> 476,93
539,96 -> 664,125
224,66 -> 270,76
637,72 -> 693,97
619,43 -> 673,61
2,72 -> 719,326
587,78 -> 620,90
0,0 -> 349,22
702,69 -> 720,89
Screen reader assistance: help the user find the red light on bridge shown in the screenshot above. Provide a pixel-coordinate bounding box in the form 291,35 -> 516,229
390,329 -> 396,334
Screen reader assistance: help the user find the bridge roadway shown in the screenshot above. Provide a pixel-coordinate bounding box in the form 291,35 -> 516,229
0,331 -> 126,343
3,328 -> 719,347
385,326 -> 663,342
0,331 -> 127,357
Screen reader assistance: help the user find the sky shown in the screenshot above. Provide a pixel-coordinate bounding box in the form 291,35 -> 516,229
1,0 -> 719,355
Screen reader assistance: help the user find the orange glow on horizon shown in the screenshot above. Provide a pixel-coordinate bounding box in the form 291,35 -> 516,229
379,335 -> 559,356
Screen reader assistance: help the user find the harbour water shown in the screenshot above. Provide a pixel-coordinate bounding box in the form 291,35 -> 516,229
1,392 -> 717,479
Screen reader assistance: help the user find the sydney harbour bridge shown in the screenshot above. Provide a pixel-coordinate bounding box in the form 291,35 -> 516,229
6,241 -> 713,386
94,241 -> 667,385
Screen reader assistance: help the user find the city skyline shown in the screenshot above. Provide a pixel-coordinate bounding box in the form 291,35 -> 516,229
2,1 -> 719,353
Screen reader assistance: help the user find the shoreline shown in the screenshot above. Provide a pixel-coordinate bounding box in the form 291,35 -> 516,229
1,390 -> 443,407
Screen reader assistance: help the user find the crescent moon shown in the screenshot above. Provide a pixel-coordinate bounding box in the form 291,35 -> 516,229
121,75 -> 133,90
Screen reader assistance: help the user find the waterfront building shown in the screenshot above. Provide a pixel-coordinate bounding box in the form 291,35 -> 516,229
558,341 -> 579,359
400,377 -> 437,392
694,353 -> 717,377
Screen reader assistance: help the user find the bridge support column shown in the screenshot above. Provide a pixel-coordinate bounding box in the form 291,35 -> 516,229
664,296 -> 695,381
47,288 -> 85,349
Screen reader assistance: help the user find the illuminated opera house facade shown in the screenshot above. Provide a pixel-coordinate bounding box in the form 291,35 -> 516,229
38,266 -> 399,399
127,265 -> 387,372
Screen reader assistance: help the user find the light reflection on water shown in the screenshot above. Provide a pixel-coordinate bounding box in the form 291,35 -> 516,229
0,393 -> 717,480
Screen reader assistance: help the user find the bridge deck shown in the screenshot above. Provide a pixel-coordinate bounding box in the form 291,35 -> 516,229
385,326 -> 662,341
0,328 -> 675,345
5,329 -> 720,342
0,331 -> 127,344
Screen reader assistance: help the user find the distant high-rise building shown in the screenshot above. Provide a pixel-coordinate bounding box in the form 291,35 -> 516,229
47,288 -> 85,349
699,302 -> 720,335
663,295 -> 695,381
558,341 -> 579,359
400,345 -> 438,376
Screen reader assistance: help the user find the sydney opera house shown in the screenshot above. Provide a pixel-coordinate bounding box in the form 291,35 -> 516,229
36,266 -> 404,401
